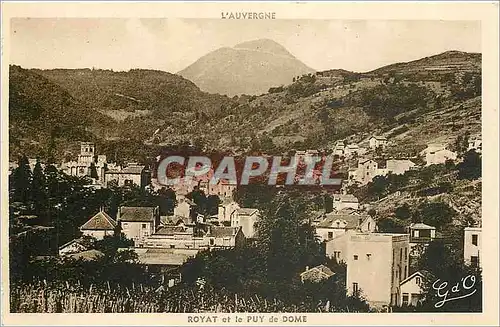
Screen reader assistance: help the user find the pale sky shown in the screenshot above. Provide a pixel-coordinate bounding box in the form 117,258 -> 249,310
10,18 -> 481,73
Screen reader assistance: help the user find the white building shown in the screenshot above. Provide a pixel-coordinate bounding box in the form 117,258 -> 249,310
349,159 -> 387,185
369,136 -> 388,150
333,194 -> 359,211
63,142 -> 107,185
315,213 -> 376,242
173,197 -> 195,221
420,144 -> 457,166
333,141 -> 345,157
325,231 -> 410,307
118,206 -> 161,246
105,164 -> 150,188
230,208 -> 260,238
386,159 -> 416,175
80,211 -> 117,240
468,137 -> 482,153
464,227 -> 481,268
398,271 -> 427,307
218,200 -> 240,223
344,144 -> 360,157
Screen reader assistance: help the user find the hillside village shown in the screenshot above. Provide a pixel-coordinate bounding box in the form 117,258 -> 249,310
9,130 -> 482,311
8,46 -> 483,313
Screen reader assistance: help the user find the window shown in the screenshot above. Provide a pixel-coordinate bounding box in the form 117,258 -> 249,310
400,248 -> 403,262
366,253 -> 371,260
142,223 -> 147,228
353,282 -> 359,294
170,244 -> 175,249
402,293 -> 409,306
328,232 -> 333,239
471,256 -> 479,267
415,276 -> 421,286
411,293 -> 422,306
336,222 -> 340,228
472,234 -> 478,246
404,266 -> 407,279
405,248 -> 408,261
368,222 -> 371,230
210,238 -> 215,246
353,255 -> 358,260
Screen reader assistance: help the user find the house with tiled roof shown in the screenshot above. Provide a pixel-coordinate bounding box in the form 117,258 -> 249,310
398,270 -> 432,307
118,206 -> 160,246
59,238 -> 91,255
80,211 -> 117,240
300,264 -> 335,283
142,224 -> 244,250
369,135 -> 388,150
173,197 -> 196,221
218,199 -> 240,223
315,212 -> 376,242
420,144 -> 457,166
104,164 -> 150,188
333,194 -> 359,211
407,222 -> 436,244
230,208 -> 260,238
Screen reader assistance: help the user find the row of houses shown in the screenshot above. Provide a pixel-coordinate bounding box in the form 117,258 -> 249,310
306,209 -> 482,308
60,200 -> 261,279
348,158 -> 417,185
61,142 -> 151,189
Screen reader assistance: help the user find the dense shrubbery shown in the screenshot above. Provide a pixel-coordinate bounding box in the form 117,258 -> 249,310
345,83 -> 434,119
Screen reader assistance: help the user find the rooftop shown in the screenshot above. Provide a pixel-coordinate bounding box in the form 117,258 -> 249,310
155,225 -> 192,236
80,211 -> 117,230
317,213 -> 370,229
410,222 -> 436,230
135,248 -> 198,266
236,208 -> 259,216
208,226 -> 241,238
119,206 -> 157,222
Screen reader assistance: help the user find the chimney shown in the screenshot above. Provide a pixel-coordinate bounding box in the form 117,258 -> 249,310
305,266 -> 309,271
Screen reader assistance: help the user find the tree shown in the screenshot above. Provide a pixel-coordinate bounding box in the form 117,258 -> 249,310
324,194 -> 333,213
187,188 -> 207,216
416,240 -> 482,312
453,132 -> 470,156
31,159 -> 48,223
206,195 -> 221,216
158,187 -> 177,215
412,201 -> 455,229
89,162 -> 99,180
394,203 -> 411,220
256,194 -> 323,281
457,150 -> 481,180
11,155 -> 32,203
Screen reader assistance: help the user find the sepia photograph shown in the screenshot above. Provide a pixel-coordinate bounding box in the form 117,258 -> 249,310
1,2 -> 499,326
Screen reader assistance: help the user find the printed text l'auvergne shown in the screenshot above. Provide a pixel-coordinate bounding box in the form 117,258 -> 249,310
221,12 -> 276,20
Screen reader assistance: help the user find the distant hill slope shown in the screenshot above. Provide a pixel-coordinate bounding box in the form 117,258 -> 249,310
178,39 -> 315,96
8,65 -> 111,161
368,51 -> 481,76
8,50 -> 481,164
35,68 -> 231,117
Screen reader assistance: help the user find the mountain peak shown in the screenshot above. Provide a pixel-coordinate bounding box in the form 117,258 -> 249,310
179,39 -> 313,96
233,39 -> 294,58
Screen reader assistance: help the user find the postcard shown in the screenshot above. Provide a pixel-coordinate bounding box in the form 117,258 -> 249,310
1,1 -> 499,326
